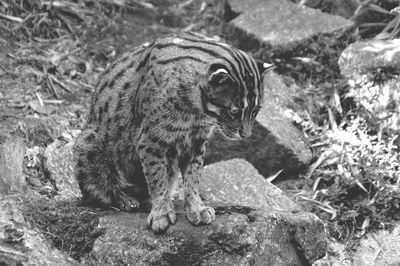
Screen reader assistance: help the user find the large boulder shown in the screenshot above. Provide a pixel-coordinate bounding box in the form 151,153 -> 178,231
206,71 -> 313,177
84,159 -> 327,265
224,0 -> 354,57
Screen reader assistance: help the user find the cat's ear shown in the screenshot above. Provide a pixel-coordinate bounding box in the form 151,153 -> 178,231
256,60 -> 275,75
202,63 -> 236,110
208,64 -> 233,87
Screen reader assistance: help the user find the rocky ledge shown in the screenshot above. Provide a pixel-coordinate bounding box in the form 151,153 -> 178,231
85,159 -> 327,265
1,137 -> 327,266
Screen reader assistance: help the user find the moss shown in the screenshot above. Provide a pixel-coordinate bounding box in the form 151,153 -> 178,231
22,198 -> 105,261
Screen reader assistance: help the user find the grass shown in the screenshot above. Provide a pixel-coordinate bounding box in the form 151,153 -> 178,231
270,0 -> 400,248
22,197 -> 105,261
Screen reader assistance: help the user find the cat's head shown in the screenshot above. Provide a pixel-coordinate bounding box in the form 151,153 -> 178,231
201,58 -> 274,139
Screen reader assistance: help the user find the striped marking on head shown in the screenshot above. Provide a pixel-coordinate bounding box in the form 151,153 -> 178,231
153,33 -> 263,107
243,97 -> 248,109
224,49 -> 262,109
173,38 -> 184,44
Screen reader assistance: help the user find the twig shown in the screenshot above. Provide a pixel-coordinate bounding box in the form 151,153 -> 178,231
64,78 -> 94,92
12,13 -> 33,31
0,13 -> 24,23
178,0 -> 194,9
49,74 -> 72,93
46,74 -> 59,98
43,99 -> 64,104
0,114 -> 22,121
0,21 -> 11,32
130,0 -> 154,9
373,248 -> 382,262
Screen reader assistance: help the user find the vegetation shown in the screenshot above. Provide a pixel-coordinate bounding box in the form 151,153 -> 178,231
353,0 -> 400,39
283,0 -> 400,247
0,0 -> 399,260
22,197 -> 105,260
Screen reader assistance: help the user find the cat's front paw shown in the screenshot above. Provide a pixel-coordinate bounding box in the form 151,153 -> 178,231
187,206 -> 215,225
147,202 -> 176,233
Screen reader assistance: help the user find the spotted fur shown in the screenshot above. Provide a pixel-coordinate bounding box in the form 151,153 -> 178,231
74,32 -> 271,233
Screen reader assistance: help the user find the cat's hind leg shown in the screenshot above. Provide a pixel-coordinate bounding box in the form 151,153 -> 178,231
74,128 -> 142,210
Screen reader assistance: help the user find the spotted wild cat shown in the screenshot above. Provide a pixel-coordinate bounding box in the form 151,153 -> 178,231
74,32 -> 272,233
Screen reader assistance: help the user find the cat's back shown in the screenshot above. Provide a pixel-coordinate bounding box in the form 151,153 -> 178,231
93,32 -> 239,96
87,32 -> 255,127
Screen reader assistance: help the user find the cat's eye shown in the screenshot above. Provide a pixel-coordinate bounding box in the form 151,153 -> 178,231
228,108 -> 241,118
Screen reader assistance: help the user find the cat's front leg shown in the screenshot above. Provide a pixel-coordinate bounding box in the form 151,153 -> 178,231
137,136 -> 176,233
182,140 -> 215,225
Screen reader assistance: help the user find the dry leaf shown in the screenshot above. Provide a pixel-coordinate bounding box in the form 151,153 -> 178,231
29,100 -> 55,114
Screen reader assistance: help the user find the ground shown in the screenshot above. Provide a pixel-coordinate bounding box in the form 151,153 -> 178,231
0,0 -> 399,263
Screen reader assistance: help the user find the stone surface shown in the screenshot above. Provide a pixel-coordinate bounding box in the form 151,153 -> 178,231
84,159 -> 327,266
298,0 -> 358,19
352,223 -> 400,266
206,71 -> 313,177
200,159 -> 298,212
339,39 -> 400,131
350,77 -> 400,131
0,135 -> 26,196
225,0 -> 353,54
45,140 -> 81,200
339,39 -> 400,79
313,240 -> 352,266
87,206 -> 326,266
0,196 -> 81,266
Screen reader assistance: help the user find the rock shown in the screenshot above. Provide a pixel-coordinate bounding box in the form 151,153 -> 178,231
0,135 -> 26,196
350,77 -> 400,131
0,196 -> 81,266
45,140 -> 80,200
298,0 -> 359,19
87,206 -> 326,266
339,39 -> 400,80
200,158 -> 299,211
339,39 -> 400,131
352,223 -> 400,266
225,0 -> 354,55
313,240 -> 352,266
206,71 -> 313,177
85,159 -> 327,265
